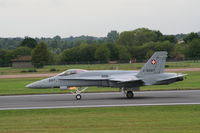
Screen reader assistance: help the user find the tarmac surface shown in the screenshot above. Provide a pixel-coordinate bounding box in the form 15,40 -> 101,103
0,90 -> 200,110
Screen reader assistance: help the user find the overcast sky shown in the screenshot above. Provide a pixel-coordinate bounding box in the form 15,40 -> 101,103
0,0 -> 200,37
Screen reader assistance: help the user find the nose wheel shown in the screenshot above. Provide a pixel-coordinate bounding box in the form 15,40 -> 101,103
76,94 -> 82,100
69,87 -> 88,100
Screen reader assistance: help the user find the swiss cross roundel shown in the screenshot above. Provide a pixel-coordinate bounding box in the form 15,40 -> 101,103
151,59 -> 157,64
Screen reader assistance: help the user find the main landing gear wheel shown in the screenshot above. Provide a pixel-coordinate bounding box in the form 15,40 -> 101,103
76,94 -> 82,100
126,91 -> 134,99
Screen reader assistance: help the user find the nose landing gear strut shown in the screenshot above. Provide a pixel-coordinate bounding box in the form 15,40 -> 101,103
70,87 -> 88,100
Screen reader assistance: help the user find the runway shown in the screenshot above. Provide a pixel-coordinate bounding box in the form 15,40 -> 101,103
0,90 -> 200,110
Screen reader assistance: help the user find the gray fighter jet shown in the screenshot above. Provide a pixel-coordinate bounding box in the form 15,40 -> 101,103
26,51 -> 186,100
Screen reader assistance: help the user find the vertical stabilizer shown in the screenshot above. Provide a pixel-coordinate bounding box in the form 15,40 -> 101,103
137,51 -> 168,77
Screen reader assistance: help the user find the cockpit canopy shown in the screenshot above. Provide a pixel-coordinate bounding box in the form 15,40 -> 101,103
57,69 -> 88,76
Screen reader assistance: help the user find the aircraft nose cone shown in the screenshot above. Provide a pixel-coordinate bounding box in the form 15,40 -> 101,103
26,80 -> 44,88
26,82 -> 37,88
25,78 -> 51,88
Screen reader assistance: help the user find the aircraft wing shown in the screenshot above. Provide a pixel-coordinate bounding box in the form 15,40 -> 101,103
109,76 -> 141,83
58,76 -> 107,80
58,75 -> 142,83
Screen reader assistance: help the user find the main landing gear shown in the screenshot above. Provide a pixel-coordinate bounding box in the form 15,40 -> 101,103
126,91 -> 134,99
121,88 -> 137,99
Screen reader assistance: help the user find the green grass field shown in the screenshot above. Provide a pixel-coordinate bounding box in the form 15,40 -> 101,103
0,71 -> 199,95
1,60 -> 200,75
0,105 -> 199,133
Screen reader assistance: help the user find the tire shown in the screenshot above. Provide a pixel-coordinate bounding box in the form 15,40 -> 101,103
126,91 -> 134,99
76,94 -> 82,100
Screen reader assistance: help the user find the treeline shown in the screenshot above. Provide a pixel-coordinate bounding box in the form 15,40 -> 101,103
0,28 -> 200,67
0,36 -> 104,50
60,29 -> 200,63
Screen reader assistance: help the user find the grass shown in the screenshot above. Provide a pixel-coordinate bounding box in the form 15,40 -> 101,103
0,71 -> 200,95
1,60 -> 200,75
0,105 -> 200,133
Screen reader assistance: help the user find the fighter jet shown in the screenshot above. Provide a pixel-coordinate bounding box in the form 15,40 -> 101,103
26,51 -> 186,100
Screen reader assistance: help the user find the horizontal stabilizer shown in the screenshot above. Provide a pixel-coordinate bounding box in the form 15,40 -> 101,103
156,74 -> 187,82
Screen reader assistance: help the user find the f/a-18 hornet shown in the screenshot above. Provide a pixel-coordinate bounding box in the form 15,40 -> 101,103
26,51 -> 186,100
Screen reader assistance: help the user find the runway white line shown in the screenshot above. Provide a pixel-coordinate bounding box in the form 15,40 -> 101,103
1,102 -> 200,110
0,92 -> 121,98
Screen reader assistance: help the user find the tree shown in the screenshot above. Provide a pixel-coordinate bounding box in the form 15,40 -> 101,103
117,28 -> 162,46
50,35 -> 62,48
145,50 -> 154,59
60,47 -> 79,63
129,46 -> 146,60
162,35 -> 177,43
141,41 -> 175,58
0,37 -> 22,49
78,44 -> 97,62
106,30 -> 119,42
53,35 -> 61,41
184,32 -> 199,43
186,39 -> 200,59
171,43 -> 187,60
106,43 -> 119,60
31,42 -> 51,68
20,37 -> 37,48
13,47 -> 32,57
95,45 -> 110,62
118,46 -> 131,61
0,49 -> 13,67
153,41 -> 174,55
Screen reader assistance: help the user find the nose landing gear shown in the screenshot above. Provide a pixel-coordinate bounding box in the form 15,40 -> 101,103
76,94 -> 82,100
69,87 -> 88,100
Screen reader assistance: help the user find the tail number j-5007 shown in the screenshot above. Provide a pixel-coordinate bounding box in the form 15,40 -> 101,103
143,69 -> 155,72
